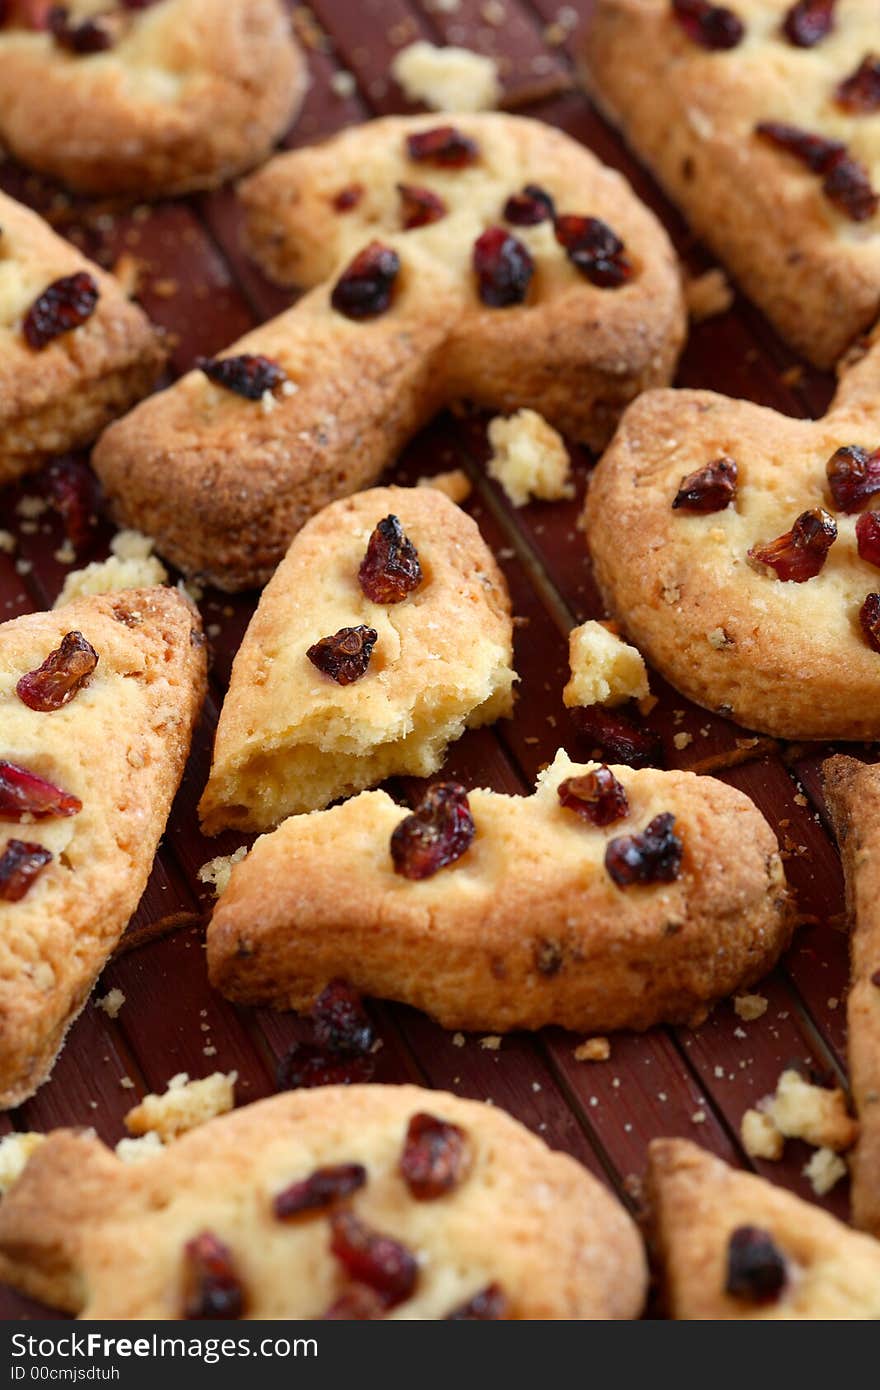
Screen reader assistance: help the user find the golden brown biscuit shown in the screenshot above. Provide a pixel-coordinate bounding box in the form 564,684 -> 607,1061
0,587 -> 206,1107
585,328 -> 880,739
207,749 -> 792,1033
93,112 -> 686,591
582,0 -> 880,367
822,755 -> 880,1239
0,1085 -> 648,1319
647,1139 -> 880,1318
0,190 -> 165,486
0,0 -> 306,196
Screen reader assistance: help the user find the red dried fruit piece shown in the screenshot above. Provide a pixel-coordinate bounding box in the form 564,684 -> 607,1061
400,1112 -> 470,1200
673,456 -> 738,512
755,122 -> 878,221
406,125 -> 479,168
276,1043 -> 375,1091
823,154 -> 880,221
358,513 -> 422,604
856,513 -> 880,568
0,840 -> 52,903
782,0 -> 835,47
748,507 -> 837,582
473,226 -> 534,308
182,1232 -> 245,1320
554,215 -> 633,288
836,54 -> 880,113
826,444 -> 880,512
569,704 -> 663,770
557,768 -> 629,827
671,0 -> 744,50
0,760 -> 81,821
311,978 -> 375,1055
329,1210 -> 418,1308
274,1163 -> 367,1219
23,272 -> 99,349
46,458 -> 99,550
307,625 -> 377,685
860,593 -> 880,652
322,1286 -> 386,1319
871,967 -> 880,987
331,241 -> 400,320
397,183 -> 447,230
48,5 -> 113,51
446,1284 -> 510,1320
605,812 -> 683,888
503,184 -> 555,226
16,631 -> 98,712
198,353 -> 286,401
332,183 -> 363,212
756,121 -> 844,173
390,782 -> 475,880
725,1226 -> 788,1302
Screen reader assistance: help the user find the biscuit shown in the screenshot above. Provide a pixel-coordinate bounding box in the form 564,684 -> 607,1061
585,327 -> 880,739
0,0 -> 306,196
822,754 -> 880,1239
93,112 -> 685,591
647,1139 -> 880,1319
0,1085 -> 648,1319
198,486 -> 516,834
0,190 -> 165,487
0,587 -> 206,1107
206,748 -> 792,1033
582,0 -> 880,367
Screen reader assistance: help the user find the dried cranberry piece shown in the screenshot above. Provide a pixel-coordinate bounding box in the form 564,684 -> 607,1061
473,226 -> 533,307
358,514 -> 422,604
756,121 -> 844,173
856,513 -> 880,568
0,840 -> 52,903
274,1163 -> 367,1219
748,507 -> 837,582
311,978 -> 375,1055
0,760 -> 81,821
390,782 -> 475,880
16,631 -> 98,712
605,812 -> 683,888
120,0 -> 161,8
322,1286 -> 386,1319
836,54 -> 880,114
182,1232 -> 245,1320
673,456 -> 737,512
46,458 -> 99,550
333,183 -> 364,212
198,353 -> 286,401
23,272 -> 99,350
557,768 -> 629,827
569,704 -> 663,770
871,967 -> 880,987
406,126 -> 479,168
860,593 -> 880,652
329,1210 -> 417,1308
671,0 -> 744,50
307,625 -> 377,685
277,1043 -> 375,1091
554,215 -> 633,288
331,242 -> 400,320
48,5 -> 113,51
446,1284 -> 510,1320
725,1226 -> 788,1303
782,0 -> 835,47
756,123 -> 878,221
503,184 -> 555,226
826,444 -> 880,512
397,183 -> 447,230
400,1112 -> 470,1200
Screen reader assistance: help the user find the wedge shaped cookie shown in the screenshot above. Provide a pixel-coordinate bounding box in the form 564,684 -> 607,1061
207,749 -> 791,1033
0,587 -> 206,1106
583,0 -> 880,367
0,1085 -> 647,1319
647,1139 -> 880,1318
198,487 -> 516,834
822,755 -> 880,1239
586,328 -> 880,739
0,190 -> 165,486
0,0 -> 306,196
93,112 -> 685,590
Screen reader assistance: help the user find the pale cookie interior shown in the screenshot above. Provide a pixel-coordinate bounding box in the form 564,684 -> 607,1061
563,620 -> 649,708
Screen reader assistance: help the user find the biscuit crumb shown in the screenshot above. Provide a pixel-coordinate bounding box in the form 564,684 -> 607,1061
803,1146 -> 847,1196
769,1069 -> 857,1152
479,1035 -> 502,1051
487,409 -> 573,508
53,540 -> 76,566
391,41 -> 500,112
673,731 -> 693,750
54,530 -> 167,609
741,1107 -> 785,1160
16,495 -> 47,520
574,1037 -> 610,1062
96,988 -> 125,1020
691,1109 -> 706,1124
0,1132 -> 44,1196
563,620 -> 649,710
684,267 -> 734,323
452,1032 -> 466,1047
733,993 -> 768,1022
330,70 -> 356,98
115,1131 -> 163,1165
417,469 -> 472,504
0,530 -> 15,554
125,1071 -> 237,1142
197,847 -> 248,897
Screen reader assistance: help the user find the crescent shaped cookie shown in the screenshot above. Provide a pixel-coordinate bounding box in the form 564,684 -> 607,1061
92,112 -> 686,590
585,329 -> 880,739
0,189 -> 165,487
0,0 -> 306,196
582,0 -> 880,367
199,486 -> 516,834
647,1139 -> 880,1318
0,587 -> 206,1106
206,749 -> 792,1033
0,1085 -> 648,1319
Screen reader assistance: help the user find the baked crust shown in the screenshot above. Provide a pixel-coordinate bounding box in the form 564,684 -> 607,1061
0,1085 -> 648,1319
582,0 -> 880,367
199,486 -> 516,834
93,112 -> 686,591
0,0 -> 306,196
821,754 -> 880,1239
206,749 -> 792,1033
0,189 -> 165,486
0,587 -> 206,1107
647,1138 -> 880,1318
585,328 -> 880,740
